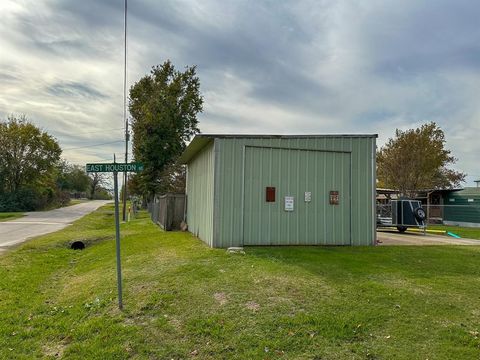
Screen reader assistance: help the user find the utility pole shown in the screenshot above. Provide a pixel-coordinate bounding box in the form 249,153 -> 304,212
122,0 -> 129,221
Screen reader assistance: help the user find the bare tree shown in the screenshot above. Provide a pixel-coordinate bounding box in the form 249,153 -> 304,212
88,173 -> 109,199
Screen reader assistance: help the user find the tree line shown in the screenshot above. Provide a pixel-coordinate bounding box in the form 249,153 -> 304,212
126,60 -> 466,201
2,60 -> 465,210
0,116 -> 111,212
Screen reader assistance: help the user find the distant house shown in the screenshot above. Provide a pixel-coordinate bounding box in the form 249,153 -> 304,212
413,189 -> 462,224
376,188 -> 400,204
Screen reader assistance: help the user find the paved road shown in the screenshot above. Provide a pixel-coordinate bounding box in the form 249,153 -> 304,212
377,230 -> 480,245
0,200 -> 111,251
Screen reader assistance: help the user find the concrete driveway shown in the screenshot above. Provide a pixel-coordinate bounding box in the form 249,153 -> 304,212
377,230 -> 480,246
0,200 -> 111,252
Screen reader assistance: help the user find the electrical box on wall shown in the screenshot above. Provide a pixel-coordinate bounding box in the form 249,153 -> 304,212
266,187 -> 276,202
329,191 -> 339,205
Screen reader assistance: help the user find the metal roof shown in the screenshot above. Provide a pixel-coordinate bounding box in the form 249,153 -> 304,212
189,133 -> 378,139
178,135 -> 214,164
376,188 -> 400,194
178,133 -> 378,164
414,188 -> 463,195
451,187 -> 480,197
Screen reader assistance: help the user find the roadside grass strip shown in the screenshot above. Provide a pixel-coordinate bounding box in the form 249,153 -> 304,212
0,205 -> 480,359
0,212 -> 24,222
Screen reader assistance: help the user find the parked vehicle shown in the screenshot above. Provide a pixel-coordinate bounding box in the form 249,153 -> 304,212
377,199 -> 426,232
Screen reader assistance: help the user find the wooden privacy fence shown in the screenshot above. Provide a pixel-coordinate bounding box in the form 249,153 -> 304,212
148,193 -> 186,231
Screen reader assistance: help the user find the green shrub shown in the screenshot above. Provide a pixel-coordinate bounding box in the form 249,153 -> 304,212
0,188 -> 39,211
92,188 -> 112,200
0,187 -> 71,211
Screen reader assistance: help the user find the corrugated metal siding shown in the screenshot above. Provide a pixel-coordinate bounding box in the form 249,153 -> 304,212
243,147 -> 351,245
214,137 -> 376,247
443,189 -> 480,223
186,142 -> 215,246
350,137 -> 376,245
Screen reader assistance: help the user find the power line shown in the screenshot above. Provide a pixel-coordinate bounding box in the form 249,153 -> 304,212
63,140 -> 124,151
90,154 -> 134,162
54,127 -> 125,136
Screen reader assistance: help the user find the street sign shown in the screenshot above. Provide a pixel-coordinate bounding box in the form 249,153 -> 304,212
85,162 -> 144,173
84,158 -> 144,310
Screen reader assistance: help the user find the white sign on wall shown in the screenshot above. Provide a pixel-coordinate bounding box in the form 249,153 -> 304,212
305,191 -> 312,202
285,196 -> 294,211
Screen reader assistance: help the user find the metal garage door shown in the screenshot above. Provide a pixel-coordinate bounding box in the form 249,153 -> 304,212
243,146 -> 351,245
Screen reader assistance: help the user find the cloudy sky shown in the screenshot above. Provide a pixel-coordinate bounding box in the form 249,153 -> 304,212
1,0 -> 479,185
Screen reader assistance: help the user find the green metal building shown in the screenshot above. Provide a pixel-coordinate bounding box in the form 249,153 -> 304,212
179,134 -> 377,247
443,187 -> 480,227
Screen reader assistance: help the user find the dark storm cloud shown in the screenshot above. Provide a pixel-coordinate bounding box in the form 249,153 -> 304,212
125,1 -> 331,110
47,81 -> 107,100
362,0 -> 480,78
15,0 -> 329,110
31,38 -> 98,57
52,0 -> 123,29
8,1 -> 121,61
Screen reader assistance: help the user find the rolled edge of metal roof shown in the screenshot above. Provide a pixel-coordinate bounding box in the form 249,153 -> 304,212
178,133 -> 378,164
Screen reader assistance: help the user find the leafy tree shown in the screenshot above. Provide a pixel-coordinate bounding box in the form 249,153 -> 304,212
0,115 -> 62,193
0,115 -> 63,211
377,122 -> 465,196
157,163 -> 186,194
126,164 -> 186,198
56,161 -> 90,193
68,166 -> 91,193
125,173 -> 142,197
129,60 -> 203,197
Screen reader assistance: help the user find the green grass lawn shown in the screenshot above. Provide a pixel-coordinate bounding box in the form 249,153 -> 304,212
1,206 -> 480,359
428,224 -> 480,240
0,212 -> 24,222
68,199 -> 88,206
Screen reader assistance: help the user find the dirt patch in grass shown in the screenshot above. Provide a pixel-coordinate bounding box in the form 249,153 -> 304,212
168,317 -> 183,330
213,292 -> 228,305
42,342 -> 67,358
245,300 -> 260,312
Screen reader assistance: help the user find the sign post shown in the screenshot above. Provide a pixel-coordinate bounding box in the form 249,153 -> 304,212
86,160 -> 143,310
112,163 -> 123,309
